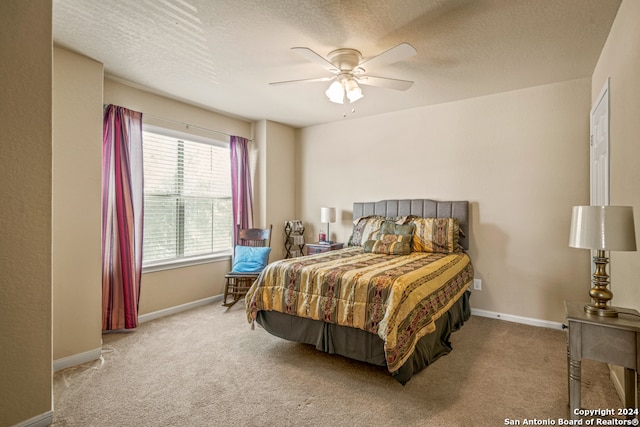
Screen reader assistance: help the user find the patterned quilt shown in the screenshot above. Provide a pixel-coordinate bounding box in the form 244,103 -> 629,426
246,246 -> 473,373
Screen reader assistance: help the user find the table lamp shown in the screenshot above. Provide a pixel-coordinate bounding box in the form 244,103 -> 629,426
569,205 -> 637,317
320,207 -> 336,244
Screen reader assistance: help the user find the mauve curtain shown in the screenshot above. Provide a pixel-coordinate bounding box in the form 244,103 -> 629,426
102,104 -> 144,331
230,135 -> 253,244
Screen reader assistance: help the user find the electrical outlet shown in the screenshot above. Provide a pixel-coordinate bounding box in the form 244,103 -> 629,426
473,279 -> 482,291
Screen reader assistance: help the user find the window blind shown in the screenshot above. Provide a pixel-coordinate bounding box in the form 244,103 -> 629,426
142,130 -> 232,265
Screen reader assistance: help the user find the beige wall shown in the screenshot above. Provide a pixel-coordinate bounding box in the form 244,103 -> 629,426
141,262 -> 229,313
0,0 -> 53,425
255,120 -> 297,260
52,47 -> 104,361
297,78 -> 592,323
592,0 -> 640,313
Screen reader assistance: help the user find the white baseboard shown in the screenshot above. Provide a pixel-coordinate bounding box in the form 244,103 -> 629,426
609,364 -> 626,405
471,308 -> 565,330
54,296 -> 222,373
13,411 -> 54,427
53,347 -> 102,372
138,294 -> 221,324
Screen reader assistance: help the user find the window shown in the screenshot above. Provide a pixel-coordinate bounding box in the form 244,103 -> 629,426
142,128 -> 232,268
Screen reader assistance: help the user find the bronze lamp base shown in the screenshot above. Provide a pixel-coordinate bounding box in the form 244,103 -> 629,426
584,303 -> 618,317
583,250 -> 618,318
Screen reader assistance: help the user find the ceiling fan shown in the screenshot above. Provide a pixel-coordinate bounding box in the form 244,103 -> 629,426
270,43 -> 417,104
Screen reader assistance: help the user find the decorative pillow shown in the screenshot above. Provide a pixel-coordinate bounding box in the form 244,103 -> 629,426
232,246 -> 272,273
363,233 -> 412,255
348,216 -> 385,247
410,217 -> 462,254
379,220 -> 414,237
348,215 -> 413,247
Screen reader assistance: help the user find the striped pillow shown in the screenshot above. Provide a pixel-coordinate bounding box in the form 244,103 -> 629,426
348,216 -> 385,247
348,216 -> 413,247
363,233 -> 412,255
410,217 -> 462,253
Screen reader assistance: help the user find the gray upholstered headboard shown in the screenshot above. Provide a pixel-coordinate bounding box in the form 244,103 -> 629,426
352,199 -> 470,250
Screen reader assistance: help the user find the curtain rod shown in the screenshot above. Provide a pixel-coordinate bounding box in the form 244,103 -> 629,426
143,113 -> 253,142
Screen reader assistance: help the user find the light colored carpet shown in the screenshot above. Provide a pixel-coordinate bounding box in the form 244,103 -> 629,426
52,302 -> 623,426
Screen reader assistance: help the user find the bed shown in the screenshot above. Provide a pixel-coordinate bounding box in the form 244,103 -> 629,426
245,199 -> 473,384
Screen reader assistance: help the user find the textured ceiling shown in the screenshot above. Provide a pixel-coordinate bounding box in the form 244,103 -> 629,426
53,0 -> 622,128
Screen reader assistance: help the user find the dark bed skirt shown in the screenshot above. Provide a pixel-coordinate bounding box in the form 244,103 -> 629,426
255,290 -> 471,385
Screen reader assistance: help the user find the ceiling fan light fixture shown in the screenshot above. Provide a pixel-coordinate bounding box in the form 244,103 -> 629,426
345,79 -> 363,103
272,43 -> 416,105
326,80 -> 344,104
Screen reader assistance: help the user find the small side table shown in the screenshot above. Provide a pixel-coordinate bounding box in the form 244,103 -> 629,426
306,242 -> 343,255
565,300 -> 640,420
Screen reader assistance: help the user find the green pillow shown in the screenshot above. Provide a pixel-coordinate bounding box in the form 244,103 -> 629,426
379,220 -> 414,236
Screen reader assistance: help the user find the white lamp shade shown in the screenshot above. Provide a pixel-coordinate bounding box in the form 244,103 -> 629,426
346,86 -> 363,102
325,81 -> 344,104
345,79 -> 363,103
320,207 -> 336,224
569,205 -> 637,251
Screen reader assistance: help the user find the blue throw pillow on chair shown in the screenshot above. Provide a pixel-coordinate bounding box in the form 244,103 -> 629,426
232,246 -> 271,273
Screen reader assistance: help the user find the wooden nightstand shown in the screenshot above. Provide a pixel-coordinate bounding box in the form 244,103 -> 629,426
306,242 -> 344,255
565,300 -> 640,420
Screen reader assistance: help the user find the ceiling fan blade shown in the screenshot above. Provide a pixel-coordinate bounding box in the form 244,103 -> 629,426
356,75 -> 414,91
291,47 -> 338,72
269,76 -> 335,86
358,43 -> 417,71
